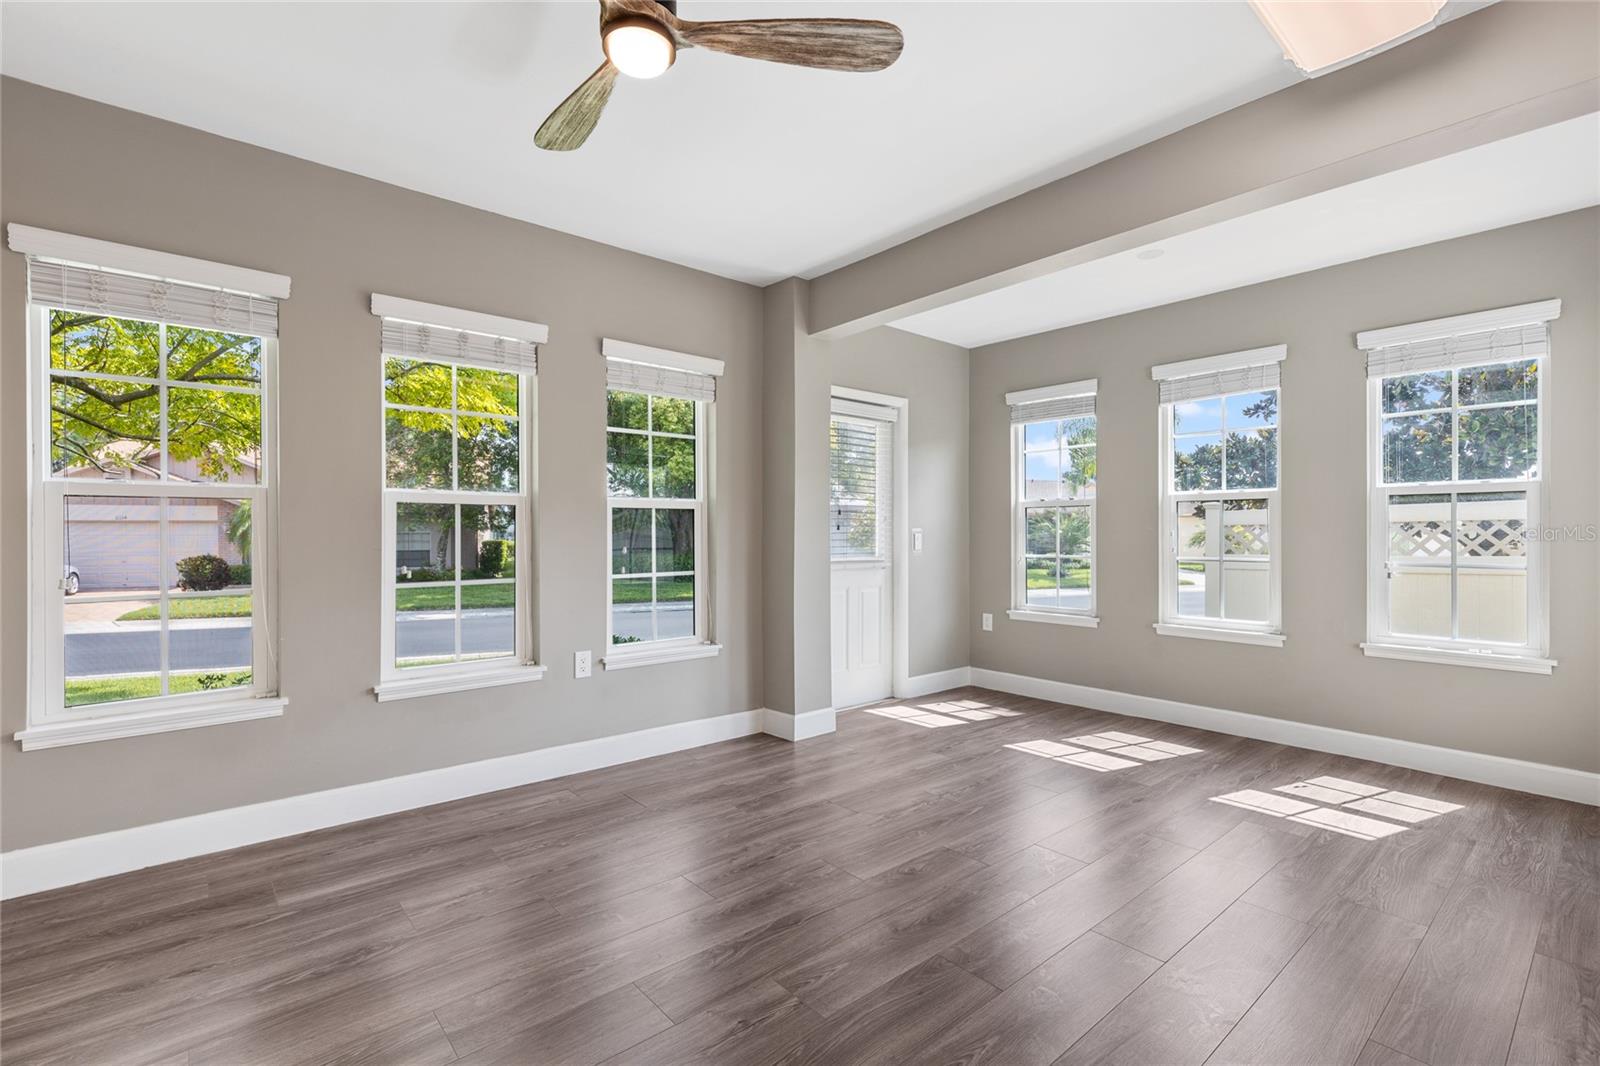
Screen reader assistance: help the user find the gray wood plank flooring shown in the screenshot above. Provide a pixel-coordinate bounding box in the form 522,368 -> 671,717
2,686 -> 1594,1066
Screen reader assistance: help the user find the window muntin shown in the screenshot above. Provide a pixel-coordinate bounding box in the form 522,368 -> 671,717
1160,385 -> 1281,633
41,310 -> 271,717
381,356 -> 529,677
607,390 -> 705,647
1014,414 -> 1096,615
1371,354 -> 1542,654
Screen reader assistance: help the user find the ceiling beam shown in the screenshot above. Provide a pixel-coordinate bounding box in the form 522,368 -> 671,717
806,1 -> 1599,339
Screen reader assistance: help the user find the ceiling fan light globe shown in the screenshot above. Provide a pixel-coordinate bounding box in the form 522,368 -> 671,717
604,20 -> 675,79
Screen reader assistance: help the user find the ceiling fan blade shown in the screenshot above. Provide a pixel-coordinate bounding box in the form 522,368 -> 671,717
674,18 -> 903,72
535,60 -> 620,151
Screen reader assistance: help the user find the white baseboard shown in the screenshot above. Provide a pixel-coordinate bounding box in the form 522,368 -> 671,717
898,667 -> 974,699
0,708 -> 766,900
764,706 -> 836,741
970,667 -> 1599,806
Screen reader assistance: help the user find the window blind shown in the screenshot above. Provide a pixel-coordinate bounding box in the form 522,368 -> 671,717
27,259 -> 280,338
830,415 -> 892,562
1364,323 -> 1548,379
1159,361 -> 1279,404
606,358 -> 716,403
381,318 -> 537,375
1010,393 -> 1095,424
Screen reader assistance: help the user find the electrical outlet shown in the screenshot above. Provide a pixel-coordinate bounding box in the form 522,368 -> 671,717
981,612 -> 993,632
574,650 -> 592,679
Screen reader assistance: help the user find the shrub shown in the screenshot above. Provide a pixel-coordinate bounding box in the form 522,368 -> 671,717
228,563 -> 252,586
176,554 -> 231,591
477,539 -> 510,577
398,566 -> 448,583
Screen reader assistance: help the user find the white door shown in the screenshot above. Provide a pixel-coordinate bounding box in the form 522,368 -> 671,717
830,401 -> 895,708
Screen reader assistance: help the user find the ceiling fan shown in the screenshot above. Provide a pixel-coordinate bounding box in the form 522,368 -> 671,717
535,0 -> 904,151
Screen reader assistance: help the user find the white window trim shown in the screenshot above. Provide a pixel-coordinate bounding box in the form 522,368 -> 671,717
1010,394 -> 1099,625
21,303 -> 285,749
1155,346 -> 1285,645
8,224 -> 291,299
375,335 -> 541,698
1358,302 -> 1555,669
603,387 -> 717,667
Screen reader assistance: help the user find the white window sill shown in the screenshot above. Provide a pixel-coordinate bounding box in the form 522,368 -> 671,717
374,663 -> 547,703
603,642 -> 722,671
1008,609 -> 1099,629
15,695 -> 287,751
1360,642 -> 1556,675
1154,622 -> 1285,648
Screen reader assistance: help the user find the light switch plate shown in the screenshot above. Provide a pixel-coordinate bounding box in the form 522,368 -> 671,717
912,528 -> 924,552
981,613 -> 993,632
574,650 -> 592,679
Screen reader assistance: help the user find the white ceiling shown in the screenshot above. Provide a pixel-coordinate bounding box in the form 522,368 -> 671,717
0,1 -> 1301,284
892,114 -> 1600,349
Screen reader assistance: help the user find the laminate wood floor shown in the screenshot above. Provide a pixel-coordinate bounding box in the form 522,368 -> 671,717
3,687 -> 1595,1066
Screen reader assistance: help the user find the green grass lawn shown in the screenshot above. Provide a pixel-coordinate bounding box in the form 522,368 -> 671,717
65,669 -> 252,707
612,576 -> 694,604
396,583 -> 516,611
118,595 -> 252,621
1026,568 -> 1090,590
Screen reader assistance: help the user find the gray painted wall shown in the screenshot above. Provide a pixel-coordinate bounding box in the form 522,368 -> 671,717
970,209 -> 1600,774
831,328 -> 971,679
1,80 -> 767,849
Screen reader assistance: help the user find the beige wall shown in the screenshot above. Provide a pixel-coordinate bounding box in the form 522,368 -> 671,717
1,79 -> 767,850
830,328 -> 971,679
970,209 -> 1600,774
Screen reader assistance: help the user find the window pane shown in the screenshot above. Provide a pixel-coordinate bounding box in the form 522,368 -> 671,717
385,409 -> 452,489
1176,562 -> 1214,618
612,576 -> 653,644
64,493 -> 162,591
1220,558 -> 1271,622
1022,421 -> 1056,451
395,503 -> 454,580
63,596 -> 161,707
1061,417 -> 1096,447
1458,360 -> 1536,406
1173,397 -> 1222,433
459,505 -> 515,579
1382,412 -> 1452,483
1456,491 -> 1527,559
1175,501 -> 1216,557
458,414 -> 519,492
461,581 -> 515,662
166,385 -> 262,484
1458,404 -> 1537,480
652,435 -> 695,498
651,395 -> 695,435
607,390 -> 648,431
612,508 -> 652,574
1059,507 -> 1092,557
1387,493 -> 1452,639
165,327 -> 262,385
1025,507 -> 1058,555
1457,491 -> 1529,644
1221,499 -> 1270,556
1225,428 -> 1277,489
656,508 -> 694,573
168,593 -> 253,679
1024,450 -> 1061,499
1057,555 -> 1093,612
51,377 -> 162,478
607,431 -> 647,497
1025,557 -> 1061,608
168,497 -> 252,592
384,357 -> 452,408
1383,371 -> 1450,413
396,584 -> 457,668
1062,445 -> 1096,500
657,575 -> 696,640
1225,391 -> 1277,428
456,366 -> 518,415
1174,434 -> 1222,491
51,312 -> 160,377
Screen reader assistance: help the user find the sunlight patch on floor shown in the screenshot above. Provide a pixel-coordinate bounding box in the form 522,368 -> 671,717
1211,776 -> 1464,840
863,699 -> 1023,729
1005,732 -> 1204,773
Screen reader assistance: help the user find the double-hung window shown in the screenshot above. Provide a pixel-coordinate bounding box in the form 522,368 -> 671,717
373,295 -> 547,700
1007,379 -> 1098,627
1155,345 -> 1285,646
1357,301 -> 1557,673
12,225 -> 290,748
603,339 -> 723,668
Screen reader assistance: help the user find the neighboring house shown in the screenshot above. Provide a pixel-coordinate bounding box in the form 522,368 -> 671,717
395,513 -> 502,576
63,448 -> 251,591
